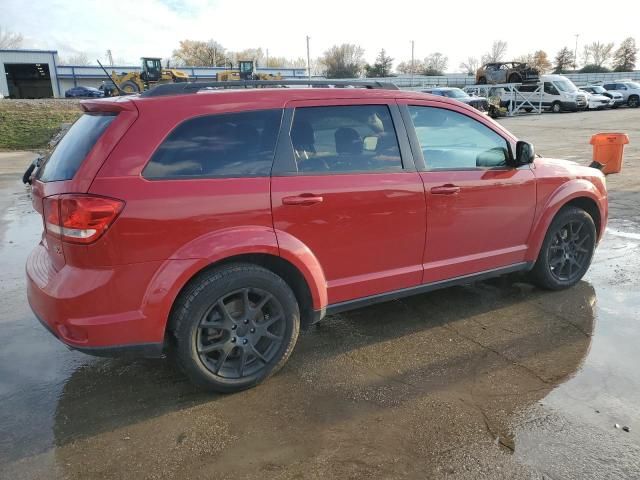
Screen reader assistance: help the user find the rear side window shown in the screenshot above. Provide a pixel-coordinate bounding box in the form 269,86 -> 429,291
143,109 -> 282,179
38,114 -> 116,182
290,105 -> 402,174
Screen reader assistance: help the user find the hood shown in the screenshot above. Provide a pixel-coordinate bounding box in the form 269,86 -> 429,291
534,156 -> 604,177
458,96 -> 487,104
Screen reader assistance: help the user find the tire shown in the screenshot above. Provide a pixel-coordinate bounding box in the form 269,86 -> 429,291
119,80 -> 140,93
508,73 -> 522,83
628,95 -> 639,108
529,207 -> 597,290
551,101 -> 562,113
171,264 -> 300,393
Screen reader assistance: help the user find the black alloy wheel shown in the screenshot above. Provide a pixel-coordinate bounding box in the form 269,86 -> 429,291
547,221 -> 593,283
171,264 -> 300,392
196,287 -> 286,379
530,207 -> 596,290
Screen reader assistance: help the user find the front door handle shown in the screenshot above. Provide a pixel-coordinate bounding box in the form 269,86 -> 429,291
282,194 -> 324,206
430,184 -> 461,195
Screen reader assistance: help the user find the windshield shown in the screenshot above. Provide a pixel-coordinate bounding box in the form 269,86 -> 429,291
555,80 -> 577,93
626,82 -> 640,89
590,86 -> 605,94
443,89 -> 468,99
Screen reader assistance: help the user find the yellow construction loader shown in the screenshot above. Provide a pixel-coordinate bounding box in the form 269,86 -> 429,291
216,60 -> 281,82
99,57 -> 189,95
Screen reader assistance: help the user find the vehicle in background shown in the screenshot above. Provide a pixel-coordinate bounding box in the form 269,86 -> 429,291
496,75 -> 587,113
99,80 -> 118,97
104,57 -> 189,94
64,86 -> 104,98
476,62 -> 539,85
421,87 -> 489,112
581,85 -> 624,108
579,89 -> 614,110
601,80 -> 640,108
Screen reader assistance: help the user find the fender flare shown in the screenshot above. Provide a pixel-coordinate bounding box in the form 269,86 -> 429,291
139,226 -> 327,340
526,179 -> 606,260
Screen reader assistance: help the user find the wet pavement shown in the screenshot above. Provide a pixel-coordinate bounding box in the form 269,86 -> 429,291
1,109 -> 639,479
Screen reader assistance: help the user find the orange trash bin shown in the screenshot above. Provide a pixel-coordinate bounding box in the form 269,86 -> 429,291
590,133 -> 629,174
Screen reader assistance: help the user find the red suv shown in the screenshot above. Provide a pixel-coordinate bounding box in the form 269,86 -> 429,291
26,81 -> 608,392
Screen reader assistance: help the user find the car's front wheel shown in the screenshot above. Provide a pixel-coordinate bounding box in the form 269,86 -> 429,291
530,207 -> 597,290
171,264 -> 300,392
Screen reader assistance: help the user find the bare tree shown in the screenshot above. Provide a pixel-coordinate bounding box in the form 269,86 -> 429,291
613,37 -> 637,72
422,52 -> 448,75
459,56 -> 479,75
0,26 -> 23,49
482,40 -> 508,64
61,53 -> 90,65
583,41 -> 615,67
396,59 -> 425,75
172,39 -> 228,67
554,47 -> 575,73
321,44 -> 366,78
515,51 -> 551,72
533,50 -> 552,73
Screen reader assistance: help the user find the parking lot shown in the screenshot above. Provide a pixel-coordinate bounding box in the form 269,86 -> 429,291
0,108 -> 639,479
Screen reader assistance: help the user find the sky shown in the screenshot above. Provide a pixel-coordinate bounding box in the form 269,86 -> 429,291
3,0 -> 640,71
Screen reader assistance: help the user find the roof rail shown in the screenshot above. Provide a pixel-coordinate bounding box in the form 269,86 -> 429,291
140,79 -> 399,98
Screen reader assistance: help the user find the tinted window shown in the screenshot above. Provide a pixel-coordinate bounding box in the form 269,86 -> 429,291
144,109 -> 282,179
290,105 -> 402,174
603,84 -> 615,90
38,113 -> 116,182
408,106 -> 509,169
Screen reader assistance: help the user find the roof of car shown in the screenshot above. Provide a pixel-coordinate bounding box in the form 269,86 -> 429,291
80,86 -> 489,120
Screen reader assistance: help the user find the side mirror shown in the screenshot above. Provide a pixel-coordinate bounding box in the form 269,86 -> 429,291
515,141 -> 535,166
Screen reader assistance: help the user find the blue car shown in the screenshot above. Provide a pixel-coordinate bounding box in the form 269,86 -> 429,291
65,86 -> 104,98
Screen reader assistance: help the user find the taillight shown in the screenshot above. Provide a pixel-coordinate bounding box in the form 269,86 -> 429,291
43,194 -> 124,244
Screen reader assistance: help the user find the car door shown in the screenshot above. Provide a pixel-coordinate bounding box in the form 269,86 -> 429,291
398,100 -> 536,283
271,100 -> 427,305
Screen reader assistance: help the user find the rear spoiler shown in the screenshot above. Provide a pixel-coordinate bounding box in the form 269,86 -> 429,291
80,97 -> 137,113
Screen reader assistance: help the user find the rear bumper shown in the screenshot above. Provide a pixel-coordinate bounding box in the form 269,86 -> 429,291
26,243 -> 166,357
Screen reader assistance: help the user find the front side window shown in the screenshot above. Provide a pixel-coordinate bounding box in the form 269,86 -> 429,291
143,109 -> 282,179
290,105 -> 402,174
408,106 -> 510,170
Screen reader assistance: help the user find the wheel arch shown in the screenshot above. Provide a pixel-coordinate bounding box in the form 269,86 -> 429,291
141,227 -> 328,343
527,181 -> 606,260
166,253 -> 321,334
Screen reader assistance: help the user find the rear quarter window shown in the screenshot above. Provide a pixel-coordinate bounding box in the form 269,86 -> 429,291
38,113 -> 116,182
143,109 -> 283,179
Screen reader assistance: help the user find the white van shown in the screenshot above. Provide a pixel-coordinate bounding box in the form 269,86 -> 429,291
498,75 -> 587,113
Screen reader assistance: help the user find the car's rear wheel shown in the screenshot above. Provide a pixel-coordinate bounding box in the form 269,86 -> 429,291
508,72 -> 522,83
171,264 -> 300,392
530,207 -> 596,290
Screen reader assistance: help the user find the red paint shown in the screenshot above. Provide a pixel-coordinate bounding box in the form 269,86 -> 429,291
26,88 -> 609,352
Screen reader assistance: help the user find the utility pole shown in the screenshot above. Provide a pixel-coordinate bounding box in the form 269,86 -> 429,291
266,48 -> 269,68
574,34 -> 579,71
410,40 -> 415,87
306,36 -> 311,80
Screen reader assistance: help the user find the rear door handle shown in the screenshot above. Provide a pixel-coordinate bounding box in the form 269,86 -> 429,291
282,194 -> 324,206
430,185 -> 461,195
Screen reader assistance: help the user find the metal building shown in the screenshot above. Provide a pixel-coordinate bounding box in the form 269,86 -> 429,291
0,49 -> 62,98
